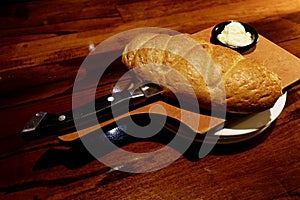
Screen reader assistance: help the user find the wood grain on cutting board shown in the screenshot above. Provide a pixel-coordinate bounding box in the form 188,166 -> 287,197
59,27 -> 300,142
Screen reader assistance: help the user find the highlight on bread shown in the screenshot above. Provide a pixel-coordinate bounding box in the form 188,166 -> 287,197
122,33 -> 282,114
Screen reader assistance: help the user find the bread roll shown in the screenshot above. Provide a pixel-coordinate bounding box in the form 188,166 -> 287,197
122,33 -> 282,113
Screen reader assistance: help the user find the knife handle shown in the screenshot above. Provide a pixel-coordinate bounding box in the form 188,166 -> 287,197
21,90 -> 135,140
21,82 -> 164,140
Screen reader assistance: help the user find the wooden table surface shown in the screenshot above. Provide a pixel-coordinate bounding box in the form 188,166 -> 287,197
0,0 -> 299,199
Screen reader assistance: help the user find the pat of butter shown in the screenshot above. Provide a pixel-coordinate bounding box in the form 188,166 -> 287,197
217,21 -> 253,47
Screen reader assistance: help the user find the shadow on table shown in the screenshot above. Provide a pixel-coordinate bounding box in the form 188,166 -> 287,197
33,113 -> 274,170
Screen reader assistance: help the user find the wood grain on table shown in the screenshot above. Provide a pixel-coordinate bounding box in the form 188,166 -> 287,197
0,0 -> 299,199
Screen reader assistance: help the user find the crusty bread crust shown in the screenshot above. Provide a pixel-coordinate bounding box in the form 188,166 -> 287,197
122,33 -> 282,113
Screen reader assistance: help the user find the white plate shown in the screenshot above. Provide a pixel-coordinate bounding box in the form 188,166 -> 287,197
215,92 -> 287,137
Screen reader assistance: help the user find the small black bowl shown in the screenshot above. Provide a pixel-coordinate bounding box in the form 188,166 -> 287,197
210,21 -> 258,54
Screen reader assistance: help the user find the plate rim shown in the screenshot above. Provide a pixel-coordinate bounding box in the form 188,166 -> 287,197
215,92 -> 287,138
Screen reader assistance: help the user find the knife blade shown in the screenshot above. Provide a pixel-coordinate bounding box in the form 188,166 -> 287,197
21,82 -> 164,140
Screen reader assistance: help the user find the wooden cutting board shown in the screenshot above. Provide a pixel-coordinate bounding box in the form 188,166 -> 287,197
59,27 -> 300,142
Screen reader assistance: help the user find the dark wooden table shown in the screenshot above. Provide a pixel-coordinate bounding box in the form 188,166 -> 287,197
0,0 -> 299,199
